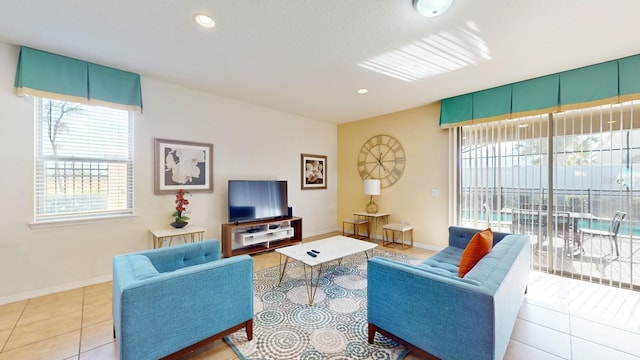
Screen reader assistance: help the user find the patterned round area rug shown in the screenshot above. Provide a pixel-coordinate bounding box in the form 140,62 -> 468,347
225,249 -> 420,360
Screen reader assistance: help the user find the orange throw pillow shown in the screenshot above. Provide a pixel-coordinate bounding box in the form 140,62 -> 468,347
458,228 -> 493,277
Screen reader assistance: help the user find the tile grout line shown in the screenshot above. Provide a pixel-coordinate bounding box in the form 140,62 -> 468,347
508,338 -> 564,359
76,286 -> 86,359
568,304 -> 640,358
0,299 -> 83,355
567,288 -> 574,360
0,299 -> 28,354
515,316 -> 569,337
566,283 -> 638,359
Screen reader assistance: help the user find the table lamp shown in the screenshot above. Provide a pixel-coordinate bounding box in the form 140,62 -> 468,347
364,179 -> 381,213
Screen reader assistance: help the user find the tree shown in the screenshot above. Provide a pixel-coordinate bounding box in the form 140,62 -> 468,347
44,100 -> 82,192
556,135 -> 601,166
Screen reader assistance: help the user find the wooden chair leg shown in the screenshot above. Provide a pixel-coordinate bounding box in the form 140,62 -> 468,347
368,323 -> 376,344
245,319 -> 253,341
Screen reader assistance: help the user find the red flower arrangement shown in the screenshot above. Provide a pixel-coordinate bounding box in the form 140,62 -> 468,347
172,189 -> 190,223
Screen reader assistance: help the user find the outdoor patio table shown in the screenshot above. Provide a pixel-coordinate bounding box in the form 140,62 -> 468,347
501,208 -> 598,253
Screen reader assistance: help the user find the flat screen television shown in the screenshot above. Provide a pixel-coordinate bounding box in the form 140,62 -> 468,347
228,180 -> 289,223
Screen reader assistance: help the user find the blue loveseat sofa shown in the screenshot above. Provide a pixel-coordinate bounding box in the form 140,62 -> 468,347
367,226 -> 530,360
112,240 -> 254,360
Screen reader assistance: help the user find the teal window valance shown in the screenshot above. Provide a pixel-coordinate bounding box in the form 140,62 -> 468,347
439,54 -> 640,128
14,47 -> 143,113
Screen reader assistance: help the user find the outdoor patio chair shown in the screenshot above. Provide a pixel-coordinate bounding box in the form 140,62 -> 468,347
514,208 -> 547,237
578,210 -> 626,258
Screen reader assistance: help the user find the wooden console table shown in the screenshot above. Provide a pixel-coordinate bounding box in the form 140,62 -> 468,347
221,217 -> 302,257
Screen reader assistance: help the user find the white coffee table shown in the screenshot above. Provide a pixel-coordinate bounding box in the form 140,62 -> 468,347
276,235 -> 377,305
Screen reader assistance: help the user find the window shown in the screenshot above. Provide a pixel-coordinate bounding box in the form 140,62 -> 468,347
34,98 -> 134,223
457,101 -> 640,290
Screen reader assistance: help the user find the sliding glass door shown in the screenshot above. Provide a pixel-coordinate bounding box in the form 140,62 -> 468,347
458,101 -> 640,290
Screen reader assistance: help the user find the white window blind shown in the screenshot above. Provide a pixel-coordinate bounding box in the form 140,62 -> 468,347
458,101 -> 640,290
34,98 -> 134,222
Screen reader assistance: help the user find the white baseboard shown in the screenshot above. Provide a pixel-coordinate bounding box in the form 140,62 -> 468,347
0,274 -> 113,305
412,243 -> 445,252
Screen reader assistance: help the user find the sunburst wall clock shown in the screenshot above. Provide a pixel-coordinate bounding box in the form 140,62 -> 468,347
357,134 -> 406,188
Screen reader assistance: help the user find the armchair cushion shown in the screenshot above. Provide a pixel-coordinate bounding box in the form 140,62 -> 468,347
127,255 -> 159,280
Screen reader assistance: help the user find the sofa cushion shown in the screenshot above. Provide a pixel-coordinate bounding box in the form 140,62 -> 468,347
458,228 -> 493,277
414,262 -> 482,286
421,246 -> 463,273
417,247 -> 485,285
128,255 -> 159,280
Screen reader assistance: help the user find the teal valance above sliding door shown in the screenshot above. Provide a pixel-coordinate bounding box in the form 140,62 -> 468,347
559,61 -> 619,111
472,85 -> 512,123
440,94 -> 473,126
619,55 -> 640,102
511,74 -> 559,118
14,47 -> 143,113
439,54 -> 640,128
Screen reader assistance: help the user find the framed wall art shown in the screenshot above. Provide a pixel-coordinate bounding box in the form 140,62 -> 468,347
301,153 -> 327,190
154,138 -> 214,194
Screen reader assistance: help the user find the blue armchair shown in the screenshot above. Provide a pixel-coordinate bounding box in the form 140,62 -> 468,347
112,240 -> 253,360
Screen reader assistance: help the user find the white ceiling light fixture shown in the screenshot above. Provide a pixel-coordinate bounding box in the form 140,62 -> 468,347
413,0 -> 454,17
356,88 -> 369,95
193,13 -> 215,28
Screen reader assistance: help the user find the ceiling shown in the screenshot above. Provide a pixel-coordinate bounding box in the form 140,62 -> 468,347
2,0 -> 640,124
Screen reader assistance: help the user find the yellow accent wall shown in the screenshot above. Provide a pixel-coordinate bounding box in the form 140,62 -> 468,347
337,103 -> 450,249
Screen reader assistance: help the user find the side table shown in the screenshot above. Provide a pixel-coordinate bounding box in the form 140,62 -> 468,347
382,223 -> 414,249
352,212 -> 390,240
150,226 -> 206,249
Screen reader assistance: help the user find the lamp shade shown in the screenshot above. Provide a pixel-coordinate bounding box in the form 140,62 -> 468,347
363,179 -> 381,196
413,0 -> 454,17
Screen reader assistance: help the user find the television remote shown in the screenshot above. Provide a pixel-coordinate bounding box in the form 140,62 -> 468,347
306,251 -> 317,257
311,249 -> 320,254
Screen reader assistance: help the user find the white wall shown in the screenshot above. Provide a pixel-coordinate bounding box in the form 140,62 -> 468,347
0,43 -> 338,303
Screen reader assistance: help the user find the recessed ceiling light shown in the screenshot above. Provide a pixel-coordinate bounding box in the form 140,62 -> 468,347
356,88 -> 369,95
413,0 -> 454,17
194,14 -> 215,28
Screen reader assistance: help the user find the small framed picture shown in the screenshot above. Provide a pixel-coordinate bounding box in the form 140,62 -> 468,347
301,153 -> 327,190
154,138 -> 214,195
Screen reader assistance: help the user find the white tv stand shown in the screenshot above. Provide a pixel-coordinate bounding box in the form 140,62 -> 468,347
221,216 -> 302,257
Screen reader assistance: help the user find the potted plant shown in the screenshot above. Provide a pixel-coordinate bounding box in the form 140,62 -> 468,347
171,189 -> 190,228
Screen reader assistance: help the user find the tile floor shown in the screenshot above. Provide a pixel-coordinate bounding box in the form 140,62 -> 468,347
0,233 -> 638,359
